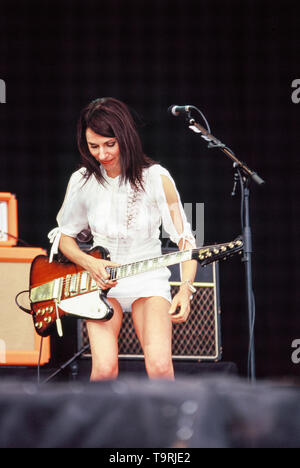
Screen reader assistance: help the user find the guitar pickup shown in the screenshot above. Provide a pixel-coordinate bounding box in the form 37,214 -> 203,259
64,274 -> 71,297
90,278 -> 97,291
69,273 -> 80,296
80,271 -> 89,292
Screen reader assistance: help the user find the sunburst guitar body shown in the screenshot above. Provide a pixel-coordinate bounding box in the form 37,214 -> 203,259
30,246 -> 113,337
29,238 -> 243,337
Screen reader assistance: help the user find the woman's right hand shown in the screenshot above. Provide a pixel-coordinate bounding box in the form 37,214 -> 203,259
59,234 -> 119,290
86,255 -> 119,290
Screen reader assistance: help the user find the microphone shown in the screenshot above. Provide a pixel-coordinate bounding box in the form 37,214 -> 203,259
168,105 -> 193,117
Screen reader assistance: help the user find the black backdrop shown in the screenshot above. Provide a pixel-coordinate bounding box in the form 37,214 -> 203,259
0,0 -> 299,379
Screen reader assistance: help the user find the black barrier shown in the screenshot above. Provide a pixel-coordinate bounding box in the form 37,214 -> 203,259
0,376 -> 300,448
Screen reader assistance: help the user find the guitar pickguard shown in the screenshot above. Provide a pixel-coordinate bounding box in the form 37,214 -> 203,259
59,291 -> 113,321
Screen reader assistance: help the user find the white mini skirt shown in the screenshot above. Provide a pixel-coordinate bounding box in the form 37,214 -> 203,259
107,266 -> 172,312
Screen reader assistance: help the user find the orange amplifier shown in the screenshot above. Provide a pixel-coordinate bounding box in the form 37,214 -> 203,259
0,193 -> 18,246
0,247 -> 51,365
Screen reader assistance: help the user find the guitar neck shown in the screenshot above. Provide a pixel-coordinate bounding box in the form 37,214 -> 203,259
110,249 -> 193,280
30,238 -> 243,311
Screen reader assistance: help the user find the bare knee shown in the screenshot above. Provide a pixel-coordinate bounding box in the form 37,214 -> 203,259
90,361 -> 119,381
145,351 -> 174,380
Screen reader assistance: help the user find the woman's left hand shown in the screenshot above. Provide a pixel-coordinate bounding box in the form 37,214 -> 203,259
168,286 -> 192,323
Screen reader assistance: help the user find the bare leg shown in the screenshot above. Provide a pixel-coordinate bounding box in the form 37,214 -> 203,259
86,298 -> 123,381
132,296 -> 174,380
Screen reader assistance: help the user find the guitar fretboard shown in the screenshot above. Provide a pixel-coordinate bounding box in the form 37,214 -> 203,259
109,249 -> 192,280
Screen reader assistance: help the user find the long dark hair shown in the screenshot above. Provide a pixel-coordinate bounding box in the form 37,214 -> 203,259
77,97 -> 155,190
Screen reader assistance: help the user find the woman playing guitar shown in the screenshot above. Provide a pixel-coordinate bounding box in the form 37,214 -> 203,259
49,97 -> 197,381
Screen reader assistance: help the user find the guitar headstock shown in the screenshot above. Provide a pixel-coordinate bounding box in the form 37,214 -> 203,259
192,236 -> 244,266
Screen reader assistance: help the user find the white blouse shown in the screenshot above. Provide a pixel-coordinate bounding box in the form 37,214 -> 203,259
49,163 -> 196,266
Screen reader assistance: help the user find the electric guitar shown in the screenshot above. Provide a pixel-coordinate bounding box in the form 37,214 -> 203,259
29,237 -> 243,337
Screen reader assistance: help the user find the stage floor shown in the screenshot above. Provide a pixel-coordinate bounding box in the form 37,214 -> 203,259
0,359 -> 238,384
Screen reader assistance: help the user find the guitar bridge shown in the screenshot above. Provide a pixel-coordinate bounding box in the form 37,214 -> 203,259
30,277 -> 63,303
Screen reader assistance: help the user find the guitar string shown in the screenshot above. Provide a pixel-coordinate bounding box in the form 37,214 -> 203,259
57,248 -> 193,288
51,240 -> 242,291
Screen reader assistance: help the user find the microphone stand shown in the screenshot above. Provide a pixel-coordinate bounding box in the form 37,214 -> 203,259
187,114 -> 265,382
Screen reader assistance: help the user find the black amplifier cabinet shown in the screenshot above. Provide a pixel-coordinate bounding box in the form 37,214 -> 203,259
78,251 -> 222,362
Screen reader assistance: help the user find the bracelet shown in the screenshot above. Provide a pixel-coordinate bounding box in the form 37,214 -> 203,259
180,280 -> 197,294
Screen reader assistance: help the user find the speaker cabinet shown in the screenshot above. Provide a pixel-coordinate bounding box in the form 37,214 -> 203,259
0,193 -> 18,246
0,247 -> 50,365
79,258 -> 222,361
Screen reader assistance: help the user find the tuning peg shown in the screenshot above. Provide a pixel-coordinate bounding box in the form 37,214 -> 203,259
213,248 -> 219,254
